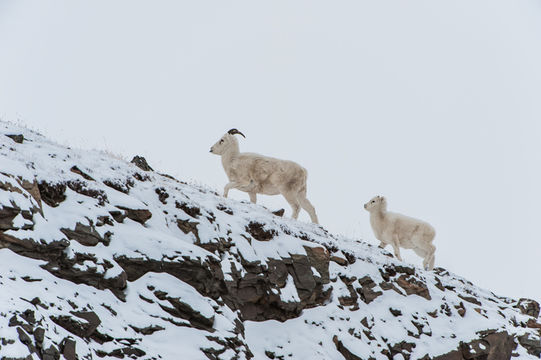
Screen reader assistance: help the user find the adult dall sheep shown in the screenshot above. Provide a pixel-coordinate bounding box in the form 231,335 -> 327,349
210,129 -> 319,224
364,196 -> 436,270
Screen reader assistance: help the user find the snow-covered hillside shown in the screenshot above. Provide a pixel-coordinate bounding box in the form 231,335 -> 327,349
0,121 -> 540,360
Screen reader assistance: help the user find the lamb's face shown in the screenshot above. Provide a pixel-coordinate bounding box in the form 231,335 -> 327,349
210,134 -> 237,155
364,196 -> 386,212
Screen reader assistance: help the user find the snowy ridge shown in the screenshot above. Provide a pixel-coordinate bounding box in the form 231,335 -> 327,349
0,121 -> 540,360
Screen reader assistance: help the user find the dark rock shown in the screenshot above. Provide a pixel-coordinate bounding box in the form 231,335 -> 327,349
34,327 -> 45,344
103,179 -> 133,194
396,275 -> 431,300
304,246 -> 330,283
458,294 -> 482,306
516,298 -> 540,318
0,205 -> 20,230
60,222 -> 107,246
6,134 -> 24,143
51,311 -> 101,338
246,221 -> 277,242
390,308 -> 402,317
333,335 -> 362,360
272,209 -> 285,217
42,345 -> 61,360
115,256 -> 226,301
130,325 -> 165,335
109,210 -> 127,223
131,156 -> 153,171
67,180 -> 107,206
433,331 -> 517,360
176,201 -> 202,218
38,181 -> 66,207
155,187 -> 169,204
177,218 -> 200,242
217,204 -> 233,215
70,166 -> 94,181
117,206 -> 152,225
357,276 -> 383,304
518,334 -> 541,356
159,296 -> 214,331
330,255 -> 348,266
61,338 -> 77,360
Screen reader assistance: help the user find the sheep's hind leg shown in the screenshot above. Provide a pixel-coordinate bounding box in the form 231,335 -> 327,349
283,192 -> 301,220
298,196 -> 319,224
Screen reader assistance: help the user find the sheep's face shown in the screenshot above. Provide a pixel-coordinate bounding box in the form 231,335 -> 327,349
364,196 -> 386,212
210,134 -> 238,155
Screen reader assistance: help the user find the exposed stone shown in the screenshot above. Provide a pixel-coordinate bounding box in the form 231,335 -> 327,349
272,209 -> 285,217
117,206 -> 152,225
357,276 -> 383,304
246,221 -> 277,242
51,311 -> 101,338
396,275 -> 431,300
458,294 -> 482,306
177,218 -> 200,242
155,187 -> 169,204
61,337 -> 77,360
70,166 -> 94,181
516,298 -> 540,319
333,335 -> 362,360
433,331 -> 517,360
176,201 -> 201,218
518,334 -> 541,356
330,255 -> 348,266
131,155 -> 153,171
67,180 -> 107,206
61,222 -> 109,246
0,205 -> 21,230
38,181 -> 66,207
6,134 -> 24,143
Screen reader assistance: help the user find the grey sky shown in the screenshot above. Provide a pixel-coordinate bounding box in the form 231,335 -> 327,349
1,0 -> 540,301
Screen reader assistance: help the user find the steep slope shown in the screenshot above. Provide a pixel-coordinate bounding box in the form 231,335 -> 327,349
0,122 -> 540,360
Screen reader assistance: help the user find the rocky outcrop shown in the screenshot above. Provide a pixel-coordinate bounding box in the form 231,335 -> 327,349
1,124 -> 541,360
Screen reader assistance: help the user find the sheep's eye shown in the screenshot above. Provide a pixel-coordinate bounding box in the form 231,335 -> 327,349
220,139 -> 224,144
371,201 -> 375,203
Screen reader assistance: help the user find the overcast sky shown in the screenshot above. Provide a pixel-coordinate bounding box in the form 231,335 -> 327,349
1,0 -> 540,302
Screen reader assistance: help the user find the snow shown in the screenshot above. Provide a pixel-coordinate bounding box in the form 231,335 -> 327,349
0,121 -> 540,359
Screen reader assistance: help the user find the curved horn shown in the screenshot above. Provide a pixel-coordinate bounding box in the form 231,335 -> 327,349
228,128 -> 246,138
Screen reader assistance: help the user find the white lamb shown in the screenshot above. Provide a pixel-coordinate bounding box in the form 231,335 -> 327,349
210,129 -> 319,224
364,196 -> 436,270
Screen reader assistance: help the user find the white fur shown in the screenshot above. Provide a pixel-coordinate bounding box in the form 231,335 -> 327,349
364,196 -> 436,270
210,129 -> 319,224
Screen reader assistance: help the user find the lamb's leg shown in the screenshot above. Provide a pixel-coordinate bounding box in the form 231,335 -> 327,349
425,244 -> 436,271
249,192 -> 257,203
283,192 -> 301,220
223,182 -> 238,198
391,234 -> 403,261
298,196 -> 319,224
378,242 -> 386,249
413,247 -> 428,269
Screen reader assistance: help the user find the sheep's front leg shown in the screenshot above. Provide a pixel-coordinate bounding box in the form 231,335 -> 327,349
391,234 -> 403,261
378,241 -> 387,249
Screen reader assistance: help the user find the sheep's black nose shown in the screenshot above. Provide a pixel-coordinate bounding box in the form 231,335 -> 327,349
209,149 -> 212,153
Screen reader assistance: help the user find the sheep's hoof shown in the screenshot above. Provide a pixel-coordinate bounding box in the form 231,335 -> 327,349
272,209 -> 285,217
